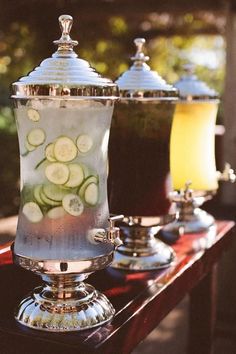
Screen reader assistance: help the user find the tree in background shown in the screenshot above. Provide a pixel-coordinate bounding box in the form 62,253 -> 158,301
0,1 -> 226,215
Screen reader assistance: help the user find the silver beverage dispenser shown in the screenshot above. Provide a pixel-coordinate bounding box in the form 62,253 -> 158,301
12,15 -> 122,332
108,38 -> 178,270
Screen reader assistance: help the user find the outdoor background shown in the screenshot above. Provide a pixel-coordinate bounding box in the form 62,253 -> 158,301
0,0 -> 226,216
1,1 -> 236,354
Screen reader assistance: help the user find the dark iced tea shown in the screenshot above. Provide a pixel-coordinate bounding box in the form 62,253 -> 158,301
108,100 -> 175,217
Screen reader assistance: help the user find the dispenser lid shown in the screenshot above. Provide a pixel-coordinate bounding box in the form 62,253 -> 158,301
174,64 -> 218,100
116,38 -> 178,100
12,15 -> 118,99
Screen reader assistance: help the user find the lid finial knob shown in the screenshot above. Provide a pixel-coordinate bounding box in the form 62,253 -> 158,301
131,38 -> 149,64
53,14 -> 78,51
183,63 -> 195,76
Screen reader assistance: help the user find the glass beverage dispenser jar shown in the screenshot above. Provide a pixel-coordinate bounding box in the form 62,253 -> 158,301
161,64 -> 235,240
108,38 -> 178,270
12,15 -> 121,331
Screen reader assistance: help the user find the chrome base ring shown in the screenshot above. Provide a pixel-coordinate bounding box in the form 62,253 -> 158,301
112,239 -> 175,271
111,217 -> 175,271
159,208 -> 215,244
15,277 -> 115,332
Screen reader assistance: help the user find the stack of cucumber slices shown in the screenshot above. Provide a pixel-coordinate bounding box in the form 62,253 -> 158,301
22,124 -> 100,223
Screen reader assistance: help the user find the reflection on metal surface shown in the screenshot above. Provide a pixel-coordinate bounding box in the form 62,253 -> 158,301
159,186 -> 216,243
111,216 -> 175,271
12,15 -> 118,99
14,249 -> 116,331
191,224 -> 217,252
14,252 -> 114,274
15,276 -> 115,332
116,38 -> 178,99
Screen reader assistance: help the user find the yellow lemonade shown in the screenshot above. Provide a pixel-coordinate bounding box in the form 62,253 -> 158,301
170,102 -> 218,191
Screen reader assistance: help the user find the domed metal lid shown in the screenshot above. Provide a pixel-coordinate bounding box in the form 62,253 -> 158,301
116,38 -> 178,100
12,15 -> 118,99
174,64 -> 218,101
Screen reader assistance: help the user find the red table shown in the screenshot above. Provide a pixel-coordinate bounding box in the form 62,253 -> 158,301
0,220 -> 234,354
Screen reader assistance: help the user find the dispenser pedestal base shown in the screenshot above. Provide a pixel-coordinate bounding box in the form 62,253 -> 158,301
111,217 -> 175,271
15,274 -> 115,332
112,239 -> 175,271
13,251 -> 115,332
159,206 -> 215,245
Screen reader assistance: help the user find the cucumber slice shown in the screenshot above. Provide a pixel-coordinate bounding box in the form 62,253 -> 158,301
64,163 -> 84,188
76,134 -> 93,154
34,185 -> 46,206
43,184 -> 68,202
78,175 -> 99,198
84,182 -> 99,206
27,108 -> 40,122
81,163 -> 90,178
40,190 -> 61,206
27,128 -> 46,147
47,206 -> 66,219
25,140 -> 36,152
22,202 -> 43,223
45,143 -> 56,162
53,136 -> 77,162
45,162 -> 70,185
62,194 -> 84,216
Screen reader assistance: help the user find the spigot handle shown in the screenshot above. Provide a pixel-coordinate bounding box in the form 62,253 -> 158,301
108,214 -> 124,228
170,181 -> 194,203
183,181 -> 193,201
91,215 -> 124,247
217,163 -> 236,183
107,215 -> 124,248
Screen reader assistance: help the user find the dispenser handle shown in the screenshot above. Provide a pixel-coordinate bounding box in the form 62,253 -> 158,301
91,215 -> 124,248
107,215 -> 124,247
217,162 -> 236,183
108,214 -> 124,228
170,181 -> 194,203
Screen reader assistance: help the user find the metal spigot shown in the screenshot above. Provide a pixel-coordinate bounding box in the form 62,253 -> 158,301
106,215 -> 124,247
217,163 -> 236,183
93,215 -> 124,248
170,182 -> 194,204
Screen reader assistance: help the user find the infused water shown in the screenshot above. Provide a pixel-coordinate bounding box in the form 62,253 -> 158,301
14,99 -> 114,260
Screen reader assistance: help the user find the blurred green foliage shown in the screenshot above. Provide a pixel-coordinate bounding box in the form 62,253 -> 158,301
0,3 -> 226,215
0,13 -> 225,134
0,22 -> 36,133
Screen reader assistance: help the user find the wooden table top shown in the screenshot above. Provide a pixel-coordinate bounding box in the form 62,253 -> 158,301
0,220 -> 234,354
